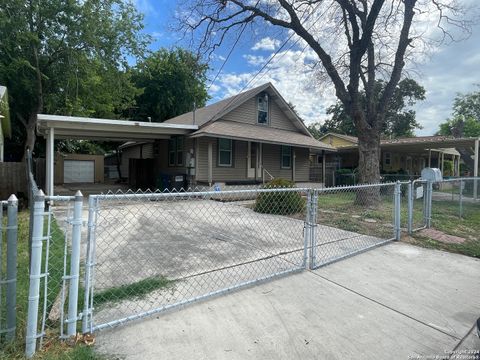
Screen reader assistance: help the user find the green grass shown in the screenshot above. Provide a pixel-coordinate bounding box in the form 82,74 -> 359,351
94,276 -> 172,307
0,211 -> 104,360
310,191 -> 479,258
409,199 -> 480,258
315,191 -> 397,239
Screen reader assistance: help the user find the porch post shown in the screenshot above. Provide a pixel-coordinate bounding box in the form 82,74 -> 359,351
247,141 -> 251,178
456,154 -> 461,176
207,141 -> 213,186
440,152 -> 444,175
322,150 -> 326,186
292,149 -> 296,182
428,149 -> 431,168
474,138 -> 479,199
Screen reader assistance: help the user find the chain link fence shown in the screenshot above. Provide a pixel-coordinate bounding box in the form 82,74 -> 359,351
1,196 -> 18,343
310,183 -> 401,268
23,173 -> 479,358
81,187 -> 309,332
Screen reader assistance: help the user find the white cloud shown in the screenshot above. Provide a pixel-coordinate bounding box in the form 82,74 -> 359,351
251,37 -> 281,51
243,54 -> 266,66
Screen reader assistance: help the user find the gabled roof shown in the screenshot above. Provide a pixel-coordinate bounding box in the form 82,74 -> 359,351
164,82 -> 312,137
190,120 -> 335,151
318,132 -> 358,145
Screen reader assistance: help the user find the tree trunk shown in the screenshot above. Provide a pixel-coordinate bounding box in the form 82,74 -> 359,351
354,112 -> 381,206
23,115 -> 37,160
357,129 -> 381,184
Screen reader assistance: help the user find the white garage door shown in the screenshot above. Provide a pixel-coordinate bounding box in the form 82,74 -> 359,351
64,160 -> 95,183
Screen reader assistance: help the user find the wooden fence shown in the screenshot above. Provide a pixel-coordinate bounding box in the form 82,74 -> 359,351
0,162 -> 27,199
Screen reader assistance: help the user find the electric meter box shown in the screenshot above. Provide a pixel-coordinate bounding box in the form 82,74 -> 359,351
421,168 -> 443,182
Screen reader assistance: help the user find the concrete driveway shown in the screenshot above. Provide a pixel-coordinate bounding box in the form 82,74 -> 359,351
95,242 -> 480,360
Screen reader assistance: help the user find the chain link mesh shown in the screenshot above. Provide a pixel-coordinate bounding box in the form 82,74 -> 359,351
312,183 -> 397,268
85,187 -> 308,331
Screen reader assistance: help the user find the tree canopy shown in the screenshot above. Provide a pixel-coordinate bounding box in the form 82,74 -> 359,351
177,0 -> 471,187
0,0 -> 148,159
438,86 -> 480,138
132,49 -> 209,122
310,78 -> 425,139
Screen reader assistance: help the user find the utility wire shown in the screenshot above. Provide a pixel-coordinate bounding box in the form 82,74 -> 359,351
207,3 -> 322,121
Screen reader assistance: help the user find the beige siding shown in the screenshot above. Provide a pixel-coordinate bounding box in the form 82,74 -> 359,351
262,143 -> 293,180
195,137 -> 248,183
195,138 -> 309,183
221,96 -> 299,132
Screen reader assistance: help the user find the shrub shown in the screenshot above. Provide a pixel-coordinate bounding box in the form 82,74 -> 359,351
254,178 -> 305,215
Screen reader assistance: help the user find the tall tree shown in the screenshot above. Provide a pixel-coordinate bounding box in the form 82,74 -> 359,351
177,0 -> 471,188
132,49 -> 209,122
437,86 -> 480,171
438,86 -> 480,137
314,78 -> 425,138
0,0 -> 148,158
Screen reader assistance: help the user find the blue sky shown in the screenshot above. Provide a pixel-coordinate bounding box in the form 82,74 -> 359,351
135,0 -> 480,136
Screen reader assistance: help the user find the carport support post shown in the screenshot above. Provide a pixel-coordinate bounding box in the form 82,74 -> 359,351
45,128 -> 54,196
67,191 -> 83,337
394,181 -> 401,240
25,190 -> 45,358
407,182 -> 413,235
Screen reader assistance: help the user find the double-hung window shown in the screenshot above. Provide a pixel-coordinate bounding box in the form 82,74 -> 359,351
218,138 -> 233,167
257,93 -> 268,124
281,145 -> 292,169
168,137 -> 184,166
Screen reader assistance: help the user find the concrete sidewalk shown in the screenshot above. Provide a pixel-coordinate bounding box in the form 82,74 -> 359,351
96,243 -> 480,360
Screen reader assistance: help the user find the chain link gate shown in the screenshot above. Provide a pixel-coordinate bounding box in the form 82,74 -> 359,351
81,188 -> 311,332
310,182 -> 401,268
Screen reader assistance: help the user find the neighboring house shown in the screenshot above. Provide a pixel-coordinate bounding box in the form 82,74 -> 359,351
317,132 -> 471,177
121,83 -> 335,188
0,85 -> 12,162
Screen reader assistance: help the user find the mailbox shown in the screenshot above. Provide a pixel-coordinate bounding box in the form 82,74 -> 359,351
421,168 -> 443,182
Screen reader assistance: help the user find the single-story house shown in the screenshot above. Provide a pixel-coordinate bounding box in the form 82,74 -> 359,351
118,83 -> 335,188
0,85 -> 11,162
315,132 -> 479,180
36,83 -> 335,194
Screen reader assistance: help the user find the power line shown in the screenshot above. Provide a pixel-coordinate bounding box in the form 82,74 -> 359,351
209,4 -> 322,121
206,23 -> 248,92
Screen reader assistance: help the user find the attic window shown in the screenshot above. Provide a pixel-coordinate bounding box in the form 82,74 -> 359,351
257,92 -> 269,124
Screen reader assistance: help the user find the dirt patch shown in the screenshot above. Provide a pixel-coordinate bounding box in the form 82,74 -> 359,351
418,229 -> 466,244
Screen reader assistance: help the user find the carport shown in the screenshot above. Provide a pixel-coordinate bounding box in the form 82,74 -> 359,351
36,114 -> 198,195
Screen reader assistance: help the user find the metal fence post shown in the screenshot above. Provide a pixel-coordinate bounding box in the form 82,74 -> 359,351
303,190 -> 312,269
407,181 -> 413,235
26,190 -> 45,358
82,196 -> 96,334
309,190 -> 318,269
67,191 -> 83,337
459,180 -> 464,218
394,181 -> 401,240
5,195 -> 18,341
426,181 -> 433,228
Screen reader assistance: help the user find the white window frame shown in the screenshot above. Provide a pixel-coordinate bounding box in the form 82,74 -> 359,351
218,138 -> 233,167
257,93 -> 269,125
281,145 -> 292,169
